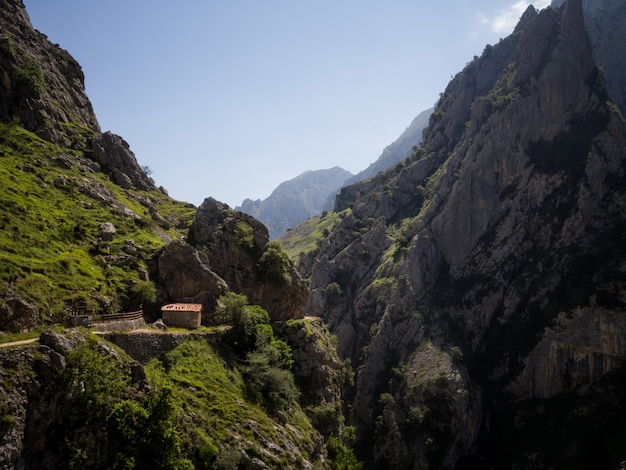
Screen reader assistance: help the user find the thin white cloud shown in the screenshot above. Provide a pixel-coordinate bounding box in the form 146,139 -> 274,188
489,0 -> 552,34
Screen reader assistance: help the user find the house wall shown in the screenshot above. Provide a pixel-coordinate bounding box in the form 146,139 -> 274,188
162,310 -> 201,329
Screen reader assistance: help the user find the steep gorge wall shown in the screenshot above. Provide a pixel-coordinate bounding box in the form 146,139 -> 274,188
306,1 -> 626,467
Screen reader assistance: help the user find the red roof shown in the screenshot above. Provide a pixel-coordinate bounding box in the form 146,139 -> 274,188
161,303 -> 203,312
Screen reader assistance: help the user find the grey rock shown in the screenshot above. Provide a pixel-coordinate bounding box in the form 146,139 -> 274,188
0,292 -> 38,333
186,197 -> 308,321
153,318 -> 168,331
306,0 -> 626,466
156,240 -> 229,321
39,330 -> 74,356
99,222 -> 116,242
91,131 -> 154,191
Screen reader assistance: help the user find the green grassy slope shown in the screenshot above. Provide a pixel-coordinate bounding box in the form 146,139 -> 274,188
0,120 -> 195,320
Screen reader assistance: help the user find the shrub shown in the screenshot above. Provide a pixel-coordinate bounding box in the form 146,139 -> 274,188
242,351 -> 300,411
450,346 -> 464,362
108,388 -> 192,470
379,392 -> 396,408
130,280 -> 156,309
258,241 -> 292,285
216,293 -> 298,412
234,220 -> 254,251
62,340 -> 130,409
325,282 -> 343,297
326,426 -> 362,470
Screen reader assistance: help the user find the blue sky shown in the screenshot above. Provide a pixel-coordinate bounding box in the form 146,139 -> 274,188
24,0 -> 549,208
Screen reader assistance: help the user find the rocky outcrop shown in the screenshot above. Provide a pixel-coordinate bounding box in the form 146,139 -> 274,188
157,198 -> 308,321
0,290 -> 38,333
0,0 -> 100,146
277,317 -> 349,436
91,131 -> 155,191
0,330 -> 146,470
306,0 -> 626,467
553,0 -> 626,116
156,240 -> 229,319
186,198 -> 308,321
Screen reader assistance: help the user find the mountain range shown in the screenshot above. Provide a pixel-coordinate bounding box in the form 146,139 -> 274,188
236,166 -> 353,239
236,107 -> 433,239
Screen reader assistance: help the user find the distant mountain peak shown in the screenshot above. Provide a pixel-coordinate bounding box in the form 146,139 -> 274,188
236,167 -> 353,239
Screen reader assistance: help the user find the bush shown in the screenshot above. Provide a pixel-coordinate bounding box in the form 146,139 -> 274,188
379,392 -> 396,408
216,293 -> 298,412
130,281 -> 156,309
218,293 -> 271,353
242,351 -> 300,411
108,388 -> 192,470
62,340 -> 130,409
234,221 -> 254,251
258,241 -> 292,285
326,426 -> 362,470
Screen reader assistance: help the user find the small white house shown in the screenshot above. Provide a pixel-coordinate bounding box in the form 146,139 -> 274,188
161,303 -> 202,329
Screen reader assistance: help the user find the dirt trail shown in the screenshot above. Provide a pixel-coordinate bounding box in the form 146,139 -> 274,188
0,338 -> 38,348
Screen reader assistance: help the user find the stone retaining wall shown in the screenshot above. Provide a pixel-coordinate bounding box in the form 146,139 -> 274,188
91,318 -> 146,332
98,331 -> 218,364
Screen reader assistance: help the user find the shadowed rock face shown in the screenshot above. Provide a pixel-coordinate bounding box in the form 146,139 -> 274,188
306,0 -> 626,467
553,0 -> 626,116
91,132 -> 155,191
157,198 -> 308,322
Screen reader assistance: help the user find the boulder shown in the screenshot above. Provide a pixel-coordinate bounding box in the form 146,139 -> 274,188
99,222 -> 116,242
91,131 -> 154,191
187,197 -> 308,321
0,293 -> 38,333
156,240 -> 228,322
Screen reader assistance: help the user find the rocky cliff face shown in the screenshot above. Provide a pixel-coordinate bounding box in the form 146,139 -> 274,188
581,0 -> 626,116
306,1 -> 626,467
0,0 -> 99,146
0,0 -> 154,193
0,331 -> 148,469
157,197 -> 308,321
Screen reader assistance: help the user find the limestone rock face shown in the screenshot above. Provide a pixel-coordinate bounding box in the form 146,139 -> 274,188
554,0 -> 626,115
158,198 -> 308,321
306,0 -> 626,467
0,331 -> 144,470
277,317 -> 348,436
156,240 -> 229,318
92,132 -> 155,191
0,0 -> 100,146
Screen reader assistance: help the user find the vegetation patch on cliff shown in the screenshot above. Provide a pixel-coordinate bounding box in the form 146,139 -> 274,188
0,120 -> 195,319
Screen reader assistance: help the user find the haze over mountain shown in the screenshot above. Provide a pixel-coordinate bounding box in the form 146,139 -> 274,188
236,167 -> 353,239
341,107 -> 434,188
237,107 -> 432,239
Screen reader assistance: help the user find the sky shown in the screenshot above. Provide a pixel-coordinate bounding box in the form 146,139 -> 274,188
24,0 -> 550,208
